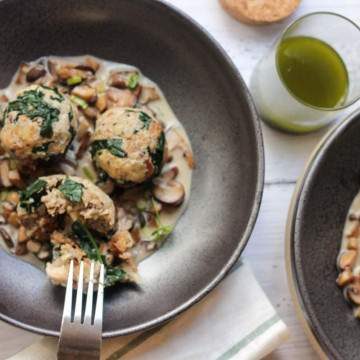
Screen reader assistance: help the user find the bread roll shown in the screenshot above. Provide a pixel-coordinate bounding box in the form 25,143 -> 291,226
219,0 -> 301,25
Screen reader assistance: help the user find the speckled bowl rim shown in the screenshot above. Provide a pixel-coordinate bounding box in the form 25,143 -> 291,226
0,0 -> 264,338
286,108 -> 360,359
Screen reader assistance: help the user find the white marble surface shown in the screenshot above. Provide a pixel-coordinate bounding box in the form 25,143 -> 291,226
2,0 -> 360,359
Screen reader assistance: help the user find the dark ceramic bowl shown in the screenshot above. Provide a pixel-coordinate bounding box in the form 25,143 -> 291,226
0,0 -> 263,337
287,109 -> 360,359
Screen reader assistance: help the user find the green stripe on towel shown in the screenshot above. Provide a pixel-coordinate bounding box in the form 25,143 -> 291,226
216,314 -> 280,360
106,259 -> 244,360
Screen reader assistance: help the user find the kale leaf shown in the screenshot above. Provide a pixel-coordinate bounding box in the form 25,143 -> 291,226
59,178 -> 84,203
72,221 -> 127,287
4,87 -> 61,138
139,111 -> 151,130
19,179 -> 47,212
149,132 -> 165,175
72,221 -> 102,262
90,139 -> 127,158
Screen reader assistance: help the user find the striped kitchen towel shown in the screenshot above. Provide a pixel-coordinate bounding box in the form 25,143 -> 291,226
7,261 -> 289,360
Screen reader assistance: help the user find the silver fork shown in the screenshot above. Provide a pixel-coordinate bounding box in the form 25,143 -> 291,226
57,260 -> 104,360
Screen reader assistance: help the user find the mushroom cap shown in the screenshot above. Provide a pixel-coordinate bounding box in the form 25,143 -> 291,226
152,178 -> 185,206
91,107 -> 165,185
0,85 -> 78,161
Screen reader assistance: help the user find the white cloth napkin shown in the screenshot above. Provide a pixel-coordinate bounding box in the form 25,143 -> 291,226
7,260 -> 289,360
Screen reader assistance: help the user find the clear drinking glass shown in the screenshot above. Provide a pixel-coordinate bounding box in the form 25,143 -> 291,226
250,12 -> 360,134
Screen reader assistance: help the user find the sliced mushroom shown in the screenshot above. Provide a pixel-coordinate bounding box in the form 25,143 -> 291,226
26,64 -> 46,82
0,160 -> 11,187
17,226 -> 28,243
160,166 -> 179,181
26,240 -> 42,254
346,221 -> 360,237
116,207 -> 134,231
0,227 -> 13,248
109,72 -> 128,89
95,93 -> 107,112
47,60 -> 58,77
8,169 -> 22,187
15,63 -> 29,85
72,85 -> 97,103
106,88 -> 137,108
75,57 -> 100,74
152,178 -> 185,206
83,106 -> 99,120
348,237 -> 358,250
337,268 -> 354,287
7,212 -> 19,227
139,86 -> 160,104
14,242 -> 28,256
76,132 -> 91,160
347,282 -> 360,305
339,250 -> 357,270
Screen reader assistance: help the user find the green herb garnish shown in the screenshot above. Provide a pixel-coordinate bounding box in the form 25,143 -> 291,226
4,87 -> 61,138
67,75 -> 82,86
72,221 -> 102,263
19,179 -> 47,212
59,178 -> 84,203
90,139 -> 127,158
139,111 -> 152,130
70,95 -> 88,109
127,72 -> 139,90
82,166 -> 96,182
151,225 -> 173,242
72,221 -> 126,287
150,197 -> 173,242
104,267 -> 126,287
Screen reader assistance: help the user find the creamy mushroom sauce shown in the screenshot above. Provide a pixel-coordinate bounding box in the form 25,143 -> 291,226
0,56 -> 193,284
337,193 -> 360,316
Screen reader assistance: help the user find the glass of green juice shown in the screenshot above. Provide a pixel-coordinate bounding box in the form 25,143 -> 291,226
250,12 -> 360,134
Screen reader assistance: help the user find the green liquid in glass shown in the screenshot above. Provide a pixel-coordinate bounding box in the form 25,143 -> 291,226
277,36 -> 348,109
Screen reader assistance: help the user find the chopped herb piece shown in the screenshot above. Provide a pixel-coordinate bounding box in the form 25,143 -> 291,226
127,72 -> 139,90
139,111 -> 151,130
72,221 -> 102,263
59,178 -> 84,203
70,95 -> 88,109
4,87 -> 60,138
104,267 -> 126,287
82,166 -> 96,182
149,197 -> 173,242
19,179 -> 47,212
67,75 -> 82,86
151,225 -> 173,242
91,139 -> 127,158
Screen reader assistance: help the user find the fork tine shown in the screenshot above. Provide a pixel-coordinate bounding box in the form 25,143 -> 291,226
94,264 -> 104,326
61,260 -> 74,324
84,261 -> 95,324
73,260 -> 84,323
